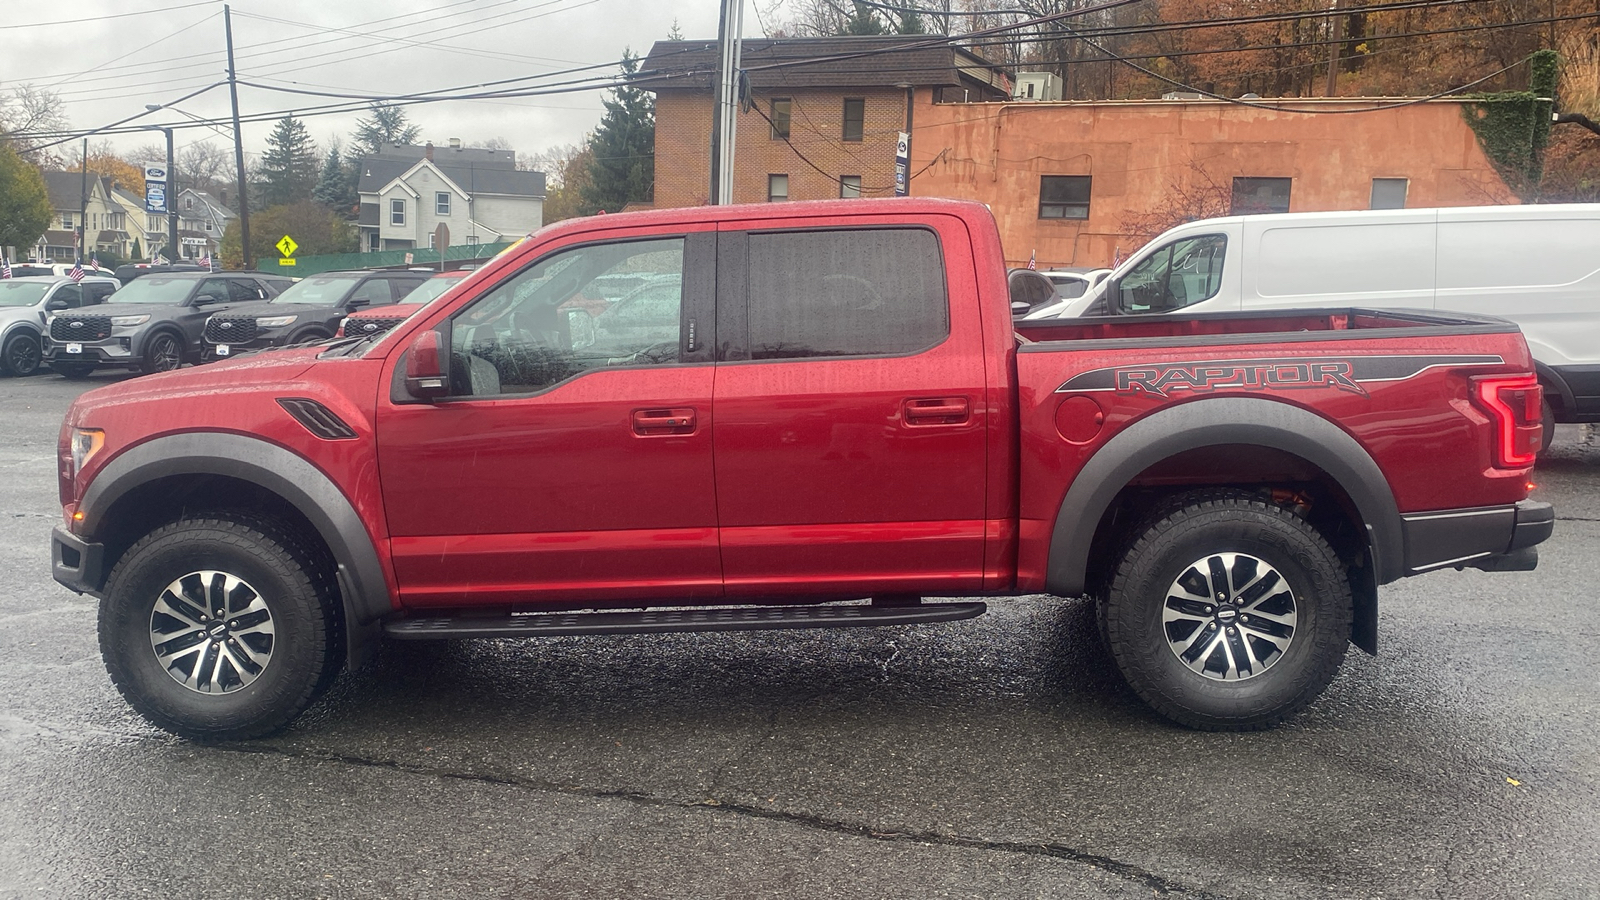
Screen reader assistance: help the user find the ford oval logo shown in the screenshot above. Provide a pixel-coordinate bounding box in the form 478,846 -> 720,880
361,323 -> 378,332
70,321 -> 84,328
219,321 -> 233,329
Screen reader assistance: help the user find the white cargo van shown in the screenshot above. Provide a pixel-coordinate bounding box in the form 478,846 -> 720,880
1026,204 -> 1600,429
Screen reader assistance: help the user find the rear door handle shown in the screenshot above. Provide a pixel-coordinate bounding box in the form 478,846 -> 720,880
904,397 -> 970,425
633,407 -> 697,436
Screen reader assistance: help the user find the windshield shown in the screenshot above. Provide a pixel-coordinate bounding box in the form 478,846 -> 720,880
399,275 -> 466,305
0,282 -> 52,307
269,274 -> 363,305
105,276 -> 196,304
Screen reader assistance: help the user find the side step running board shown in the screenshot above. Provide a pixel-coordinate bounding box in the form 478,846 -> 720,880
384,602 -> 988,640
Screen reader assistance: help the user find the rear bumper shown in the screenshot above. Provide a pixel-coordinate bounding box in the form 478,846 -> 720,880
51,524 -> 105,595
1400,499 -> 1554,575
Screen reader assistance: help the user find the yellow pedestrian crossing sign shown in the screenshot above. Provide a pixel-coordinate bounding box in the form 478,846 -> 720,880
276,234 -> 298,257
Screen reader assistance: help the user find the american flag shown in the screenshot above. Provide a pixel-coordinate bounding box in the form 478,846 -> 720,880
199,254 -> 213,271
1027,250 -> 1037,270
89,250 -> 98,273
69,259 -> 84,282
0,257 -> 10,279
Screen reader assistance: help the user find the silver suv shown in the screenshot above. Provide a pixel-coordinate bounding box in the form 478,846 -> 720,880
0,276 -> 119,377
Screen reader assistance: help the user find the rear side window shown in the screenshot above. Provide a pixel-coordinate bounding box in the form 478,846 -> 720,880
745,228 -> 947,359
348,279 -> 393,306
84,282 -> 116,304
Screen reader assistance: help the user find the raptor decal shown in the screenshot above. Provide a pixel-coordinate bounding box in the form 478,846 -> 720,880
1054,354 -> 1507,399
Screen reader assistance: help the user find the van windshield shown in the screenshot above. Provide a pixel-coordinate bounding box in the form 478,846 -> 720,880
1117,235 -> 1227,313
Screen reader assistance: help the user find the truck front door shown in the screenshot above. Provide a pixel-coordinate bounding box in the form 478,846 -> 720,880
376,231 -> 722,608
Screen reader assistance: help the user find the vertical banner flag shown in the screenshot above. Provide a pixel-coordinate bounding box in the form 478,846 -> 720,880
1,257 -> 11,279
894,132 -> 910,197
144,165 -> 168,215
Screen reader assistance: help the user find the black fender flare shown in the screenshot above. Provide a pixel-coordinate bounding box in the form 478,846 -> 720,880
1533,360 -> 1574,418
0,320 -> 41,347
79,432 -> 393,635
1045,396 -> 1404,597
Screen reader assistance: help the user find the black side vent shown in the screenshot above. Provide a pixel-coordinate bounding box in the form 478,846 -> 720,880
277,398 -> 359,441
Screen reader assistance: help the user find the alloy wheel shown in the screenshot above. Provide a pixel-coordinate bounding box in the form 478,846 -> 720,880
148,570 -> 276,693
1161,552 -> 1298,681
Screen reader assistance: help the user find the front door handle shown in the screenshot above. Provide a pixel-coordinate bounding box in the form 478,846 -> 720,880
904,397 -> 970,425
633,407 -> 697,436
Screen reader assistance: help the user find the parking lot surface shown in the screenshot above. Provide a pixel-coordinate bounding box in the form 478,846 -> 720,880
1,371 -> 1596,899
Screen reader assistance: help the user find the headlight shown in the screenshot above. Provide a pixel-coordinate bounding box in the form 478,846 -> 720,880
70,428 -> 104,477
109,315 -> 149,326
256,315 -> 298,327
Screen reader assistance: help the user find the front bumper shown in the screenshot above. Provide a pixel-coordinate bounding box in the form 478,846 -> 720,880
42,337 -> 136,368
1400,499 -> 1554,575
51,524 -> 105,595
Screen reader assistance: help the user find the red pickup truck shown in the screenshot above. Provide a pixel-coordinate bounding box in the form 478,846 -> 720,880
51,199 -> 1553,740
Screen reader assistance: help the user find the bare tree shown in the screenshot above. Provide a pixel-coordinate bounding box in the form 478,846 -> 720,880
0,83 -> 69,166
177,140 -> 232,191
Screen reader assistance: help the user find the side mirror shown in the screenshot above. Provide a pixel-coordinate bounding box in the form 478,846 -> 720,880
347,296 -> 370,309
404,329 -> 450,400
47,298 -> 70,311
566,307 -> 595,348
1010,301 -> 1031,316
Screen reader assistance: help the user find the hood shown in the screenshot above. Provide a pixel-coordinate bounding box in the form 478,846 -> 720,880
70,346 -> 323,413
0,305 -> 48,325
208,300 -> 280,319
347,302 -> 418,320
74,302 -> 195,318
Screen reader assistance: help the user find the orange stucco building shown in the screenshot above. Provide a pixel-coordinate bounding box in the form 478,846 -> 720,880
644,37 -> 1514,269
912,97 -> 1514,269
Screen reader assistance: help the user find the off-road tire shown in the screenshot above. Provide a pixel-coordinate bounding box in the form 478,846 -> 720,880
98,513 -> 342,741
1,331 -> 42,376
1101,490 -> 1352,731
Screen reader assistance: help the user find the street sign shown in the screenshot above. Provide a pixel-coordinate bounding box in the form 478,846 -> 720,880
144,183 -> 167,215
278,258 -> 297,266
276,234 -> 298,257
894,131 -> 911,197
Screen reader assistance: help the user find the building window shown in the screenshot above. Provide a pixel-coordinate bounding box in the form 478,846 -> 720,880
391,198 -> 406,226
1231,177 -> 1292,214
185,197 -> 194,210
204,222 -> 213,232
768,174 -> 789,202
466,235 -> 479,245
840,175 -> 862,199
369,232 -> 381,252
771,98 -> 792,139
428,232 -> 436,249
436,192 -> 451,215
61,214 -> 73,229
842,98 -> 865,142
1039,175 -> 1091,219
1370,178 -> 1408,209
147,216 -> 160,231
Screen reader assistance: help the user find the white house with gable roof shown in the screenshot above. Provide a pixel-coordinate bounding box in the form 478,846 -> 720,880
356,140 -> 545,253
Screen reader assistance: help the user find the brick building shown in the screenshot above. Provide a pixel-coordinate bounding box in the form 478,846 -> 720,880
642,37 -> 1010,207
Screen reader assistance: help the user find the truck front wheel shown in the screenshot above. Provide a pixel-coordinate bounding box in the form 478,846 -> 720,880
98,514 -> 340,741
1101,491 -> 1352,731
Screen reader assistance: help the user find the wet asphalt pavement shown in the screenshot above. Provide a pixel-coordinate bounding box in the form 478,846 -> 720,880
0,371 -> 1596,900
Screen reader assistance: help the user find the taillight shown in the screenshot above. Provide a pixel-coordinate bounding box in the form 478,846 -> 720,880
1471,375 -> 1542,468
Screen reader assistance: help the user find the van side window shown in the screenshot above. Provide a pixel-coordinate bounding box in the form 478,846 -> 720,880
1117,235 -> 1227,314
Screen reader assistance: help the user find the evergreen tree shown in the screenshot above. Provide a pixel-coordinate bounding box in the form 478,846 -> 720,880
350,102 -> 421,157
842,1 -> 887,35
259,115 -> 319,208
312,143 -> 357,216
578,52 -> 654,216
130,237 -> 142,262
897,8 -> 926,34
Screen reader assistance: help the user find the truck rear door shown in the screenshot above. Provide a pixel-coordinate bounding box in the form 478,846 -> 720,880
710,215 -> 991,597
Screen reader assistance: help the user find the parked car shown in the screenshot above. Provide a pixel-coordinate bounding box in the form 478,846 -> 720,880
1043,267 -> 1112,300
52,198 -> 1550,741
203,269 -> 430,360
112,263 -> 209,285
8,262 -> 116,279
0,276 -> 119,376
1022,204 -> 1600,445
42,272 -> 293,377
1007,267 -> 1060,319
338,270 -> 470,337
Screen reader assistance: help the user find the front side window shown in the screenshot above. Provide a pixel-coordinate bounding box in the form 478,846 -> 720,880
767,174 -> 789,202
842,98 -> 865,142
1116,234 -> 1228,314
771,99 -> 791,139
839,175 -> 862,199
448,238 -> 685,397
391,198 -> 406,226
746,228 -> 948,360
226,279 -> 265,302
51,284 -> 84,307
1231,177 -> 1291,214
436,192 -> 451,215
1039,175 -> 1091,219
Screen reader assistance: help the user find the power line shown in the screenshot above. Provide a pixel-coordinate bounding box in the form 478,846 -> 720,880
0,1 -> 214,30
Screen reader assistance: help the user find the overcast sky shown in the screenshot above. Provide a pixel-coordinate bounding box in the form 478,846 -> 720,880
4,0 -> 767,171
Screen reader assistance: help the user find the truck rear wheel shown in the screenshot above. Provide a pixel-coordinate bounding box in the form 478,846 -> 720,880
98,514 -> 340,741
1100,491 -> 1352,731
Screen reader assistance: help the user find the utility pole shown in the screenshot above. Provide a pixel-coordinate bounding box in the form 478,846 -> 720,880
225,4 -> 252,268
1325,0 -> 1344,97
165,129 -> 179,265
78,139 -> 88,265
713,0 -> 744,205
